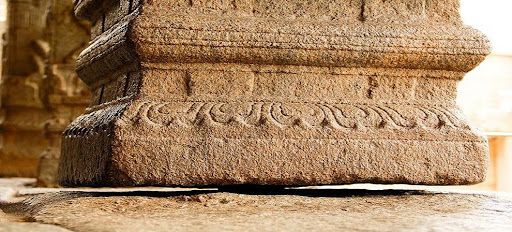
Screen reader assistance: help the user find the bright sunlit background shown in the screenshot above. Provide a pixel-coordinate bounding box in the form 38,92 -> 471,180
458,0 -> 512,132
460,0 -> 512,55
457,0 -> 512,192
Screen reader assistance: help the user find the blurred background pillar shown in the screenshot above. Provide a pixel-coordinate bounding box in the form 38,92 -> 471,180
0,0 -> 90,186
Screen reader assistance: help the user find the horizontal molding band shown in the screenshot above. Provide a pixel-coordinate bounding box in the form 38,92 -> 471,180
63,100 -> 485,142
76,13 -> 489,84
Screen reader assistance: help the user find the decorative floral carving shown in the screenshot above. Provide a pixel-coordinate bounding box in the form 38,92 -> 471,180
126,101 -> 469,130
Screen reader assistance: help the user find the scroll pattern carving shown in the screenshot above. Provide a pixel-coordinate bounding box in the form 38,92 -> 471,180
126,101 -> 470,130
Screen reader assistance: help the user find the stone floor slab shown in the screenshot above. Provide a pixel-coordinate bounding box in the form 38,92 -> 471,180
1,189 -> 511,232
0,223 -> 73,232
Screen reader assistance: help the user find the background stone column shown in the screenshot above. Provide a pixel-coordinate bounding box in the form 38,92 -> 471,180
0,0 -> 90,186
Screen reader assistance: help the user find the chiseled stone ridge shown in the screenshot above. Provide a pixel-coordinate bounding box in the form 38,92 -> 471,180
59,0 -> 490,187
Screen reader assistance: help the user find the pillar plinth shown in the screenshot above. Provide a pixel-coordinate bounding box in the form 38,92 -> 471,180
59,0 -> 490,186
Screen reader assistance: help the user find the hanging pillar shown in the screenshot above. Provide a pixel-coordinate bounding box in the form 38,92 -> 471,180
59,0 -> 490,187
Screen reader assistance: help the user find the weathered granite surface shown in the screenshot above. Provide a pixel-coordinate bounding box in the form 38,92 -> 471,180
60,0 -> 490,186
1,188 -> 512,232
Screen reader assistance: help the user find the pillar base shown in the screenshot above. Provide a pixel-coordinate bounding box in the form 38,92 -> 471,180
59,65 -> 488,187
59,0 -> 490,187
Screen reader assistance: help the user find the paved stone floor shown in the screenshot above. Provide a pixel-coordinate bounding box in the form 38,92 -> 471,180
1,178 -> 511,232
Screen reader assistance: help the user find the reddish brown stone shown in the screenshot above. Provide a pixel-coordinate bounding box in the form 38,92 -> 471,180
59,0 -> 490,187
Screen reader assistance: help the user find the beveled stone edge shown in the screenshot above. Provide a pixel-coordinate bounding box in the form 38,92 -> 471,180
74,1 -> 490,85
77,24 -> 489,84
76,8 -> 141,86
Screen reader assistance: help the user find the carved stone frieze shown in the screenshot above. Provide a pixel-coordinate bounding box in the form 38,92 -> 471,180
121,101 -> 470,132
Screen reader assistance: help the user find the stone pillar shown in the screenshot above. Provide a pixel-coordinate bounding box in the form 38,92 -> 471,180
0,0 -> 90,186
0,0 -> 51,177
36,0 -> 91,186
60,0 -> 490,187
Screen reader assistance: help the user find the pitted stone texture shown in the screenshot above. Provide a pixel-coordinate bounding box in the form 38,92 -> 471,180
4,190 -> 512,232
59,0 -> 490,186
